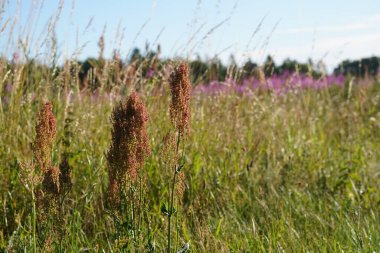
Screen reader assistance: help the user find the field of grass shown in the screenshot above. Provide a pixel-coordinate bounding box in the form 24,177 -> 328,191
0,55 -> 379,252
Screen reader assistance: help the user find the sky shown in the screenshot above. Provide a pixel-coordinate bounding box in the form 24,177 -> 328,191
1,0 -> 380,70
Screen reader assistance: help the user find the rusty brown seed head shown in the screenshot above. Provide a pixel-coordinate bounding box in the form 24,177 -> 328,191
33,102 -> 56,173
107,91 -> 150,206
169,62 -> 191,136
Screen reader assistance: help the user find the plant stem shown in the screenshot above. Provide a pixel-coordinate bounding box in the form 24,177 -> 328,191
168,169 -> 178,253
31,185 -> 37,253
167,128 -> 181,253
138,175 -> 142,234
131,185 -> 135,239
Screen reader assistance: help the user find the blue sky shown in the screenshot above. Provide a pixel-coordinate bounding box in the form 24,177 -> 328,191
1,0 -> 380,70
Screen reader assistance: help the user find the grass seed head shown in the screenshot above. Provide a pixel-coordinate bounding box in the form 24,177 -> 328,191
169,62 -> 191,135
107,91 -> 150,206
33,102 -> 56,173
107,168 -> 120,207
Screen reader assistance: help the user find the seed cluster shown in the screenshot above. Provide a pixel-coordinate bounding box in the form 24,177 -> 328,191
107,92 -> 151,206
33,102 -> 56,173
32,102 -> 71,215
169,63 -> 191,135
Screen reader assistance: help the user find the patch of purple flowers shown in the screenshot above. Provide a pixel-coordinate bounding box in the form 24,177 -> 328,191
194,72 -> 346,96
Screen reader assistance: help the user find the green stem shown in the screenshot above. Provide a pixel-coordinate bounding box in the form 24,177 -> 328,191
167,128 -> 181,253
131,186 -> 135,239
32,186 -> 37,253
167,170 -> 177,253
175,203 -> 179,252
138,175 -> 142,234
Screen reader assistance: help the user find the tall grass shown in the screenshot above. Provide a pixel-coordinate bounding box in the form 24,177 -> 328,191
0,63 -> 379,251
0,1 -> 380,252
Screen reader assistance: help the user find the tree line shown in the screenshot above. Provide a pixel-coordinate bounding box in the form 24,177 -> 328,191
1,45 -> 379,93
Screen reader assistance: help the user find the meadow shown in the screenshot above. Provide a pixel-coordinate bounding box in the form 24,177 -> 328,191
0,51 -> 379,252
0,2 -> 379,251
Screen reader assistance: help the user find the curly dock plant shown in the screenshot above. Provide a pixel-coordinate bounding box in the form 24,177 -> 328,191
107,91 -> 150,205
19,102 -> 72,252
164,62 -> 191,253
106,91 -> 151,246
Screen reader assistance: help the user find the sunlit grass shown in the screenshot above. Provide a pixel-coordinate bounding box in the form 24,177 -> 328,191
1,76 -> 379,251
0,0 -> 379,251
